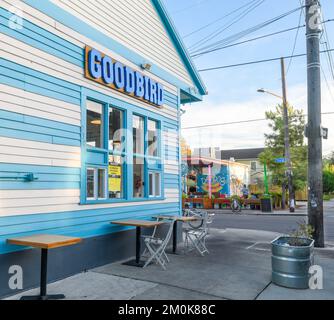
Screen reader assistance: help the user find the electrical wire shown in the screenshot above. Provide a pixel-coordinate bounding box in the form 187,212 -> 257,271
191,19 -> 333,59
171,0 -> 210,15
286,7 -> 304,74
190,5 -> 303,55
198,49 -> 334,72
182,112 -> 334,130
191,25 -> 305,58
188,0 -> 265,52
183,0 -> 261,39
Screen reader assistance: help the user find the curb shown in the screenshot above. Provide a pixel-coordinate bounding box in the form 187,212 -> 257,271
207,210 -> 307,217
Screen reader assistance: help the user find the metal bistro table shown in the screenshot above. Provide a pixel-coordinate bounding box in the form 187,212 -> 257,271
7,234 -> 81,300
112,219 -> 165,267
154,215 -> 201,254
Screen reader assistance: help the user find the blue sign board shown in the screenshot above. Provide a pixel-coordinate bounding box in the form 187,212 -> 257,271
274,158 -> 285,163
85,46 -> 164,107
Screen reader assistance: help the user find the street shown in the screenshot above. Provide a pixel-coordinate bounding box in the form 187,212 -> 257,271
210,201 -> 334,244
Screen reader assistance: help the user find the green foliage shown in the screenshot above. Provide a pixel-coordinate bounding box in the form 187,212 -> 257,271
259,104 -> 307,192
323,165 -> 334,194
288,222 -> 314,246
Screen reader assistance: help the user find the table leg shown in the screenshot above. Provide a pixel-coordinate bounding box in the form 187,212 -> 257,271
172,221 -> 177,253
123,226 -> 146,267
135,226 -> 141,264
20,249 -> 65,300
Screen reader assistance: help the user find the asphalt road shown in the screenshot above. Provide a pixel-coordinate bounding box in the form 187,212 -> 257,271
211,201 -> 334,244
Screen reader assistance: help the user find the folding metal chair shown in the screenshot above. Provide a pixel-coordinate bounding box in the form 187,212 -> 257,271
183,210 -> 210,256
141,218 -> 175,270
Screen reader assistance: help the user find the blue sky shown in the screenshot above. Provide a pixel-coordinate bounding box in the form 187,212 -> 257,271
163,0 -> 334,155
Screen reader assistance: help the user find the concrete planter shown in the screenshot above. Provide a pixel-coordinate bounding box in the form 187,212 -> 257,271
271,236 -> 314,289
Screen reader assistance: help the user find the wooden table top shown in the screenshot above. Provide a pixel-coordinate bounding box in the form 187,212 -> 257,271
112,219 -> 165,228
7,234 -> 82,249
154,215 -> 201,222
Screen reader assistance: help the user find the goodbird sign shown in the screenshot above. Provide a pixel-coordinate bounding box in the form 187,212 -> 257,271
85,46 -> 164,107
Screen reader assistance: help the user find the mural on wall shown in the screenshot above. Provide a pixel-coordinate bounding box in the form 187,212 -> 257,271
197,165 -> 229,195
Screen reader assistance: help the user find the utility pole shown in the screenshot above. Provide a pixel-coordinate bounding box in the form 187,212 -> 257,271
305,0 -> 324,247
280,57 -> 295,212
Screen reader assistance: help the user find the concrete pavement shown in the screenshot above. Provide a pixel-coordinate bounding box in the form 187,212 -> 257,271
5,227 -> 334,300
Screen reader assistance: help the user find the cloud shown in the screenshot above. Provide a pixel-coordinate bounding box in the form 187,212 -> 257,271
181,81 -> 334,155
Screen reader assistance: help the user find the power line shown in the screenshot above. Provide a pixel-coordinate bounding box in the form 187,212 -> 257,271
191,25 -> 305,58
190,5 -> 303,55
191,19 -> 333,58
198,49 -> 334,72
321,64 -> 334,105
188,0 -> 266,51
182,112 -> 334,130
286,7 -> 304,74
183,0 -> 261,39
171,0 -> 210,15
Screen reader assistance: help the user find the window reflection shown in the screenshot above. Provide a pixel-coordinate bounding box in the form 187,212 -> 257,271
86,100 -> 103,148
133,115 -> 144,154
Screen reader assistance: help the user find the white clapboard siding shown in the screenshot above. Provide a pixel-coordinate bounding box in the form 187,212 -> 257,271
164,163 -> 179,175
50,0 -> 193,86
0,189 -> 80,199
0,34 -> 178,121
0,190 -> 179,217
0,137 -> 81,168
1,0 -> 179,96
0,84 -> 81,126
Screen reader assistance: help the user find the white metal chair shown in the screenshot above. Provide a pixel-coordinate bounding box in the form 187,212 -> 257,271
183,210 -> 210,256
141,218 -> 175,270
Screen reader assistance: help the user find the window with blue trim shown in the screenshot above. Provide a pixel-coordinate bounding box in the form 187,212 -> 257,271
84,97 -> 162,203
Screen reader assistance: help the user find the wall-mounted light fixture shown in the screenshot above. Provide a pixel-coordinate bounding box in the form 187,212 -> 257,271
141,62 -> 152,71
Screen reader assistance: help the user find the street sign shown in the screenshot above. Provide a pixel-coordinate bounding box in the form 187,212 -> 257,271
274,158 -> 286,163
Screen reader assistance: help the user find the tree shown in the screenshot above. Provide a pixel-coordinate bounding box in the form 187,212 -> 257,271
259,104 -> 307,207
323,163 -> 334,194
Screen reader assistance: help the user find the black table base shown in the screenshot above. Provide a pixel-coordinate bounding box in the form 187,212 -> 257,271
20,294 -> 65,301
122,259 -> 146,268
20,248 -> 65,301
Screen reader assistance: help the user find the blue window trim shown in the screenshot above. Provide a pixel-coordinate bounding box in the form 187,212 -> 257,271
80,87 -> 165,205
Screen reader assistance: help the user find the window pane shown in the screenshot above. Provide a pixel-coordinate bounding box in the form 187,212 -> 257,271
149,173 -> 153,196
133,115 -> 144,154
133,156 -> 144,198
87,169 -> 95,198
98,169 -> 106,199
154,173 -> 161,196
108,155 -> 123,199
109,107 -> 124,153
87,100 -> 103,148
148,120 -> 158,157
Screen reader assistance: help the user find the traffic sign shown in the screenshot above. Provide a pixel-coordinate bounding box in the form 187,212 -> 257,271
274,158 -> 285,163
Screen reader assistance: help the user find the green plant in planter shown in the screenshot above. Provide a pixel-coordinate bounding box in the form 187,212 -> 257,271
182,193 -> 188,199
230,195 -> 242,201
288,222 -> 314,246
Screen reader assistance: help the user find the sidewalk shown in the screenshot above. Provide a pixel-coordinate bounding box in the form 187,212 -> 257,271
207,206 -> 308,216
5,228 -> 334,300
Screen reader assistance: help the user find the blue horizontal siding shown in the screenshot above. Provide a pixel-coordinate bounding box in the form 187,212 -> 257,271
0,7 -> 83,67
0,58 -> 81,106
164,173 -> 179,189
0,109 -> 81,147
0,163 -> 80,190
164,91 -> 178,109
0,202 -> 180,254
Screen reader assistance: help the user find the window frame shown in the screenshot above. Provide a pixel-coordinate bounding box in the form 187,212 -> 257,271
86,166 -> 108,201
81,90 -> 165,205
